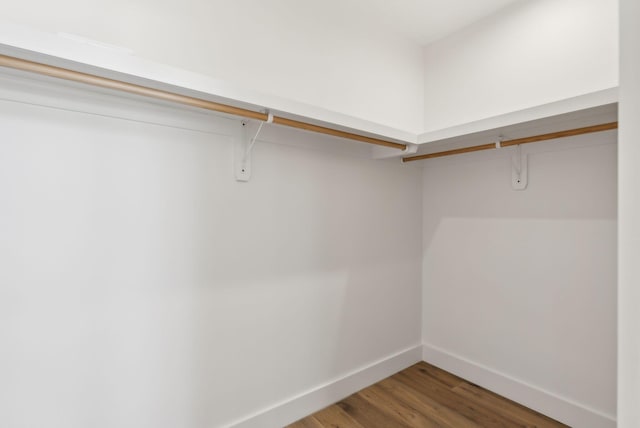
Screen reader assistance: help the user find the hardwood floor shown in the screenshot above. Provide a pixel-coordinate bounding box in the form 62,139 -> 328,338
287,362 -> 568,428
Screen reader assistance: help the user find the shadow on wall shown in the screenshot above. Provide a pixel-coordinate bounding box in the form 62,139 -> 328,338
186,140 -> 423,426
420,132 -> 617,420
0,89 -> 423,428
423,131 -> 617,244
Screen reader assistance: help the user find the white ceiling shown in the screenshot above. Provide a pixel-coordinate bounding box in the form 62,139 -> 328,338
351,0 -> 523,45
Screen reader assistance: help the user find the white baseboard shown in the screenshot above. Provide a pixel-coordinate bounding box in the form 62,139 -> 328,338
227,344 -> 422,428
422,343 -> 616,428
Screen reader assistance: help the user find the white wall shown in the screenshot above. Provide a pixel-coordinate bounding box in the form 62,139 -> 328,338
0,70 -> 423,428
421,133 -> 617,427
422,0 -> 618,133
0,0 -> 424,133
618,0 -> 640,426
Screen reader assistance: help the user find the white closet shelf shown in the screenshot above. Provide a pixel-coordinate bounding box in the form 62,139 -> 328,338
0,23 -> 415,147
0,23 -> 619,159
418,88 -> 618,145
408,101 -> 618,162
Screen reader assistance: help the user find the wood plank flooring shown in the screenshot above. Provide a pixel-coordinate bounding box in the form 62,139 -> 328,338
287,362 -> 568,428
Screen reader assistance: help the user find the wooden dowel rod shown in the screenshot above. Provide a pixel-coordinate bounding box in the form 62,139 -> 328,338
499,122 -> 618,147
0,54 -> 407,150
0,54 -> 269,121
272,116 -> 407,149
402,122 -> 618,163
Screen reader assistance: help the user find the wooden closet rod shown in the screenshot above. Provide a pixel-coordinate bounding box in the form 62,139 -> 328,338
402,122 -> 618,162
0,54 -> 407,150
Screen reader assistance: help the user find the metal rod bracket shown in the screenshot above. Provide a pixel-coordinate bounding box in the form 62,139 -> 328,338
235,120 -> 253,182
235,112 -> 273,182
511,145 -> 528,190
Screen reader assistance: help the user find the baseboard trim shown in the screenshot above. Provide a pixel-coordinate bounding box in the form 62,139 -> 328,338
422,343 -> 616,428
227,344 -> 422,428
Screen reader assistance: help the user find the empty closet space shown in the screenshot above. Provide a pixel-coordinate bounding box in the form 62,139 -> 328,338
1,1 -> 635,428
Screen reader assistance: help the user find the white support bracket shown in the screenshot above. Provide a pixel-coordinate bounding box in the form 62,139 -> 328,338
235,112 -> 273,182
235,120 -> 252,182
511,144 -> 528,190
371,142 -> 418,160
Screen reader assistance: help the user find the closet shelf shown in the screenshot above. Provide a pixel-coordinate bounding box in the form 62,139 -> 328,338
0,23 -> 618,160
409,101 -> 618,162
0,23 -> 414,148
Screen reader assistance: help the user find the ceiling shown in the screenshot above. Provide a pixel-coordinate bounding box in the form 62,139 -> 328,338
352,0 -> 523,45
